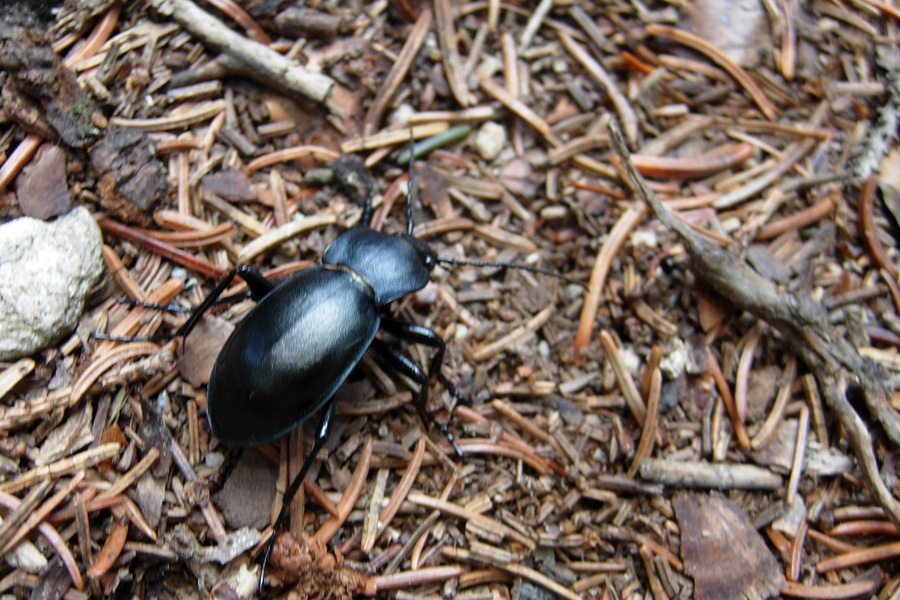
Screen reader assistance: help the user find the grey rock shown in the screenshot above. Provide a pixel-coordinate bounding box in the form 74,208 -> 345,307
0,207 -> 103,359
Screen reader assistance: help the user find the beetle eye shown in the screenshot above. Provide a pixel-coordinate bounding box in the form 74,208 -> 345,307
399,234 -> 437,271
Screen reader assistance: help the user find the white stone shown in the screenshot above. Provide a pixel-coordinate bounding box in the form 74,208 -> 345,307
475,121 -> 507,161
0,207 -> 103,359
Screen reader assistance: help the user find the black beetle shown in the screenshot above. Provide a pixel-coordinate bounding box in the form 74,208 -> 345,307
97,150 -> 576,592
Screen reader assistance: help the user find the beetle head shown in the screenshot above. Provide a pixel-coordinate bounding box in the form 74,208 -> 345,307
399,233 -> 437,271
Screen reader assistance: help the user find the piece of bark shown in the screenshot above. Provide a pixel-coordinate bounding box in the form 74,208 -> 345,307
178,316 -> 234,387
685,0 -> 770,68
749,419 -> 796,473
213,449 -> 278,530
15,144 -> 71,219
137,472 -> 165,529
674,492 -> 784,600
200,169 -> 257,203
139,397 -> 174,479
90,128 -> 169,226
0,22 -> 102,148
272,7 -> 343,38
36,403 -> 92,466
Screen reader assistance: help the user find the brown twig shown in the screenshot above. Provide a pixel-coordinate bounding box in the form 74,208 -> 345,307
433,0 -> 470,107
646,25 -> 778,120
454,406 -> 557,475
0,134 -> 42,192
0,471 -> 85,556
610,142 -> 754,180
73,343 -> 161,408
170,439 -> 226,543
751,358 -> 796,450
443,546 -> 581,600
0,492 -> 82,590
408,492 -> 536,550
858,176 -> 898,280
597,331 -> 647,422
627,369 -> 660,478
781,579 -> 879,599
558,32 -> 638,147
0,444 -> 120,495
313,437 -> 373,546
0,480 -> 53,551
340,123 -> 449,154
101,246 -> 145,301
86,519 -> 129,580
734,323 -> 764,423
370,436 -> 427,549
364,9 -> 432,135
150,0 -> 332,104
816,539 -> 900,572
99,219 -> 225,278
204,0 -> 271,45
237,213 -> 337,264
371,565 -> 465,592
755,193 -> 837,240
109,100 -> 226,130
468,305 -> 553,362
575,207 -> 648,358
0,358 -> 35,401
712,137 -> 818,209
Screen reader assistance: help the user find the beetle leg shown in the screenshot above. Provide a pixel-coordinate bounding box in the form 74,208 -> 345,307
332,154 -> 374,227
380,318 -> 467,402
259,398 -> 335,594
372,330 -> 464,456
110,291 -> 257,312
113,297 -> 193,312
174,265 -> 271,337
92,266 -> 274,342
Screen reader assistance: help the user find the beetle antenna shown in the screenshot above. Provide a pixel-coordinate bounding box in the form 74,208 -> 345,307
436,255 -> 584,287
407,128 -> 415,236
403,130 -> 581,288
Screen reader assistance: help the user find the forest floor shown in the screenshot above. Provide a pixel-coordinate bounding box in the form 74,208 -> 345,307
1,0 -> 900,599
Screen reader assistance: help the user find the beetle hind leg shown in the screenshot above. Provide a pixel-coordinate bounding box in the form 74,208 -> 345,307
259,399 -> 335,594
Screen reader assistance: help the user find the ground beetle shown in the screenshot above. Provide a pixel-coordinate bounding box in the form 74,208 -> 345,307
97,147 -> 576,592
